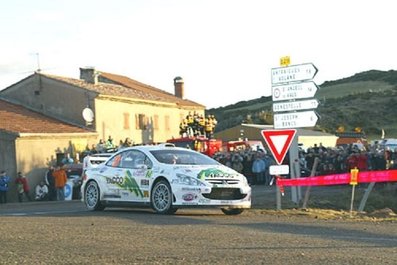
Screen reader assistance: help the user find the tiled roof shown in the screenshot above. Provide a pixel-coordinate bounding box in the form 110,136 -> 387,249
0,99 -> 91,134
41,72 -> 204,108
41,73 -> 161,102
99,72 -> 204,107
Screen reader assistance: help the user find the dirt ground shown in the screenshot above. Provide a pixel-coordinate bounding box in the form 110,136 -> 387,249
251,183 -> 397,216
1,183 -> 396,264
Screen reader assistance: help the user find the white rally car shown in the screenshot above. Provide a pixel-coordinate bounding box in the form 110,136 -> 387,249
81,144 -> 251,215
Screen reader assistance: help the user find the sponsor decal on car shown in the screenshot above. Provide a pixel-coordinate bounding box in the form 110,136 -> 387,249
199,198 -> 211,204
134,169 -> 147,177
143,190 -> 149,197
182,193 -> 198,201
141,179 -> 149,187
116,170 -> 144,198
181,187 -> 201,192
197,168 -> 235,180
181,202 -> 199,205
145,169 -> 152,178
105,176 -> 124,184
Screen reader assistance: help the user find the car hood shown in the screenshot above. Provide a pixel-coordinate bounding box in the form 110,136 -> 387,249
170,164 -> 244,181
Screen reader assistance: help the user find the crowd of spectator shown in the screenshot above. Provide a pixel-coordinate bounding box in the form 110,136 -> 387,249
213,149 -> 275,185
2,137 -> 396,204
179,112 -> 217,139
86,135 -> 133,154
212,142 -> 397,185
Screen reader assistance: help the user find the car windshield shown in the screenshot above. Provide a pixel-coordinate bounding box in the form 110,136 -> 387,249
150,149 -> 219,165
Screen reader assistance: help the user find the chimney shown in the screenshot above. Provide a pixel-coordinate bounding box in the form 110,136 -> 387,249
80,67 -> 98,84
174,76 -> 184,98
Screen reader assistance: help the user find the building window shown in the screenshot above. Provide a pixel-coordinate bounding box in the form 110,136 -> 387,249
165,115 -> 170,131
153,115 -> 159,130
123,113 -> 130,129
135,114 -> 139,130
135,114 -> 147,130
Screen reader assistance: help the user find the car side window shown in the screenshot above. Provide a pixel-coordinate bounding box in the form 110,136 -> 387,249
106,153 -> 122,167
135,151 -> 153,169
116,150 -> 153,169
119,150 -> 136,168
106,150 -> 153,169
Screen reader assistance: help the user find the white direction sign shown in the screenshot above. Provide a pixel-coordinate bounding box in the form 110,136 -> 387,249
274,111 -> 318,129
272,81 -> 318,101
271,63 -> 318,85
269,165 -> 290,175
273,99 -> 319,113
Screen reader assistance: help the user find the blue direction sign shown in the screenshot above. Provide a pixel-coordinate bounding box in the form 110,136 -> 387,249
271,63 -> 318,85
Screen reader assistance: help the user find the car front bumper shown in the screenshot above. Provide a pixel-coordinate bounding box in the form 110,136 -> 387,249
172,184 -> 251,208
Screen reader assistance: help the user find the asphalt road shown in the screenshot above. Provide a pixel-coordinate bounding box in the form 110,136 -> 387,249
0,187 -> 396,264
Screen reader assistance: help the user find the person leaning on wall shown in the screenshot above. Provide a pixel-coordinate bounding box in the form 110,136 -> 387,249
0,170 -> 11,203
15,172 -> 32,202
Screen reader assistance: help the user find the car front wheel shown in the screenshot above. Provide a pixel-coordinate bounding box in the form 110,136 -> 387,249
151,180 -> 175,214
85,181 -> 105,211
221,208 -> 244,215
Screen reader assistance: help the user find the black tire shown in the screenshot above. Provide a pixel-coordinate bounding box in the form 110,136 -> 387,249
221,208 -> 244,215
151,180 -> 175,214
169,207 -> 178,214
85,181 -> 105,211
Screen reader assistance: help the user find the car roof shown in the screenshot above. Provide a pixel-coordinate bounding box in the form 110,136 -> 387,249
122,143 -> 193,153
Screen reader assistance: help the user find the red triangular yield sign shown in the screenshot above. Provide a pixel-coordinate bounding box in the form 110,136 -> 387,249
261,129 -> 297,165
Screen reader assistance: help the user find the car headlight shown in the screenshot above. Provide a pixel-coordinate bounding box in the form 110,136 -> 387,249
172,174 -> 206,186
240,174 -> 249,186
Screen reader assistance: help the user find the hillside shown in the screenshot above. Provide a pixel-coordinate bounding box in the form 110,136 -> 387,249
207,70 -> 397,139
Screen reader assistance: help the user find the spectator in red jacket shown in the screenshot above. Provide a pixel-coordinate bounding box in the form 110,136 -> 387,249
15,172 -> 32,202
346,152 -> 358,171
357,151 -> 368,171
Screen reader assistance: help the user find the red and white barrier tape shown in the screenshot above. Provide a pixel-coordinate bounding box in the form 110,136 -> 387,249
276,169 -> 397,188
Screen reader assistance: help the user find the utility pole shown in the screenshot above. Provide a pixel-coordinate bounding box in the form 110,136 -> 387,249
35,53 -> 41,72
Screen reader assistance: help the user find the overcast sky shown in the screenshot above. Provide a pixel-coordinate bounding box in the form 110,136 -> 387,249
1,0 -> 396,109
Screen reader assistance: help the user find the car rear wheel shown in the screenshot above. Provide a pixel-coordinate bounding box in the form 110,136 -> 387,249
151,180 -> 175,214
221,208 -> 244,215
85,181 -> 105,211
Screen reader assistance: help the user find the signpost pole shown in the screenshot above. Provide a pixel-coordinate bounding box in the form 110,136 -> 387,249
289,133 -> 301,203
358,182 -> 375,212
270,59 -> 319,211
349,168 -> 359,217
276,176 -> 282,210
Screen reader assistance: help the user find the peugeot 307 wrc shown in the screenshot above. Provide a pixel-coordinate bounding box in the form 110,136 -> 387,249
81,144 -> 251,215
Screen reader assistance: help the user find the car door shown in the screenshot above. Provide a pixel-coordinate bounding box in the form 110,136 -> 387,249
118,150 -> 152,202
100,152 -> 125,201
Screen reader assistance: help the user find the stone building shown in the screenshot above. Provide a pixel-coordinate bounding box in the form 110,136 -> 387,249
0,68 -> 204,201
